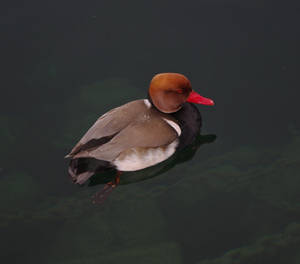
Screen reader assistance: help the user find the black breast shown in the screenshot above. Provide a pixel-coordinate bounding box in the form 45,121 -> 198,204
172,103 -> 202,149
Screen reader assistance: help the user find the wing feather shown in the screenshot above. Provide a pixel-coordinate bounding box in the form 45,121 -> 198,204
66,100 -> 146,157
72,113 -> 178,161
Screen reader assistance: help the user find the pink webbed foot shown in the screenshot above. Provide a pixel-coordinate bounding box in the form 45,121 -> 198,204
92,171 -> 121,204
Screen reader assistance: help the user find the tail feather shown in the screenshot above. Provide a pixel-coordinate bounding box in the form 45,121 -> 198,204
75,171 -> 94,184
68,158 -> 113,185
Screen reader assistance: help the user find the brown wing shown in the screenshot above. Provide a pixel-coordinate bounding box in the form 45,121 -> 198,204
65,100 -> 147,157
72,114 -> 178,162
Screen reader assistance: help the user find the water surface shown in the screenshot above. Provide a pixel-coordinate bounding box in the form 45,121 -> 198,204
1,1 -> 300,263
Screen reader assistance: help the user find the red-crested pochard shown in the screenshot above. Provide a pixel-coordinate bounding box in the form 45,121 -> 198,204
66,73 -> 214,185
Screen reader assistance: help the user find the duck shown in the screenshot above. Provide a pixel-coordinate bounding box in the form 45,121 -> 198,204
65,73 -> 214,186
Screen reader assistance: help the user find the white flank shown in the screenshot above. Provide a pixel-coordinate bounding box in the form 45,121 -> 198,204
163,118 -> 181,136
144,99 -> 152,109
113,140 -> 178,171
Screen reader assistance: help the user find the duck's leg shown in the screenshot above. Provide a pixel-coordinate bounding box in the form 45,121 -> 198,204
92,171 -> 121,204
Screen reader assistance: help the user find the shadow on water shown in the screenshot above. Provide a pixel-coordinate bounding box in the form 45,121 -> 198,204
84,133 -> 216,202
89,133 -> 216,187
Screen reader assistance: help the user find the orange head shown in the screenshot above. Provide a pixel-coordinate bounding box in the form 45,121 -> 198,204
149,73 -> 214,113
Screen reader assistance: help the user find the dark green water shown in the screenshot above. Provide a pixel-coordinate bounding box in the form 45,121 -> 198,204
1,1 -> 300,263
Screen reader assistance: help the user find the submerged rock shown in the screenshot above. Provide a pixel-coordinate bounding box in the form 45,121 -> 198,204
33,184 -> 172,263
197,222 -> 300,264
46,241 -> 182,264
